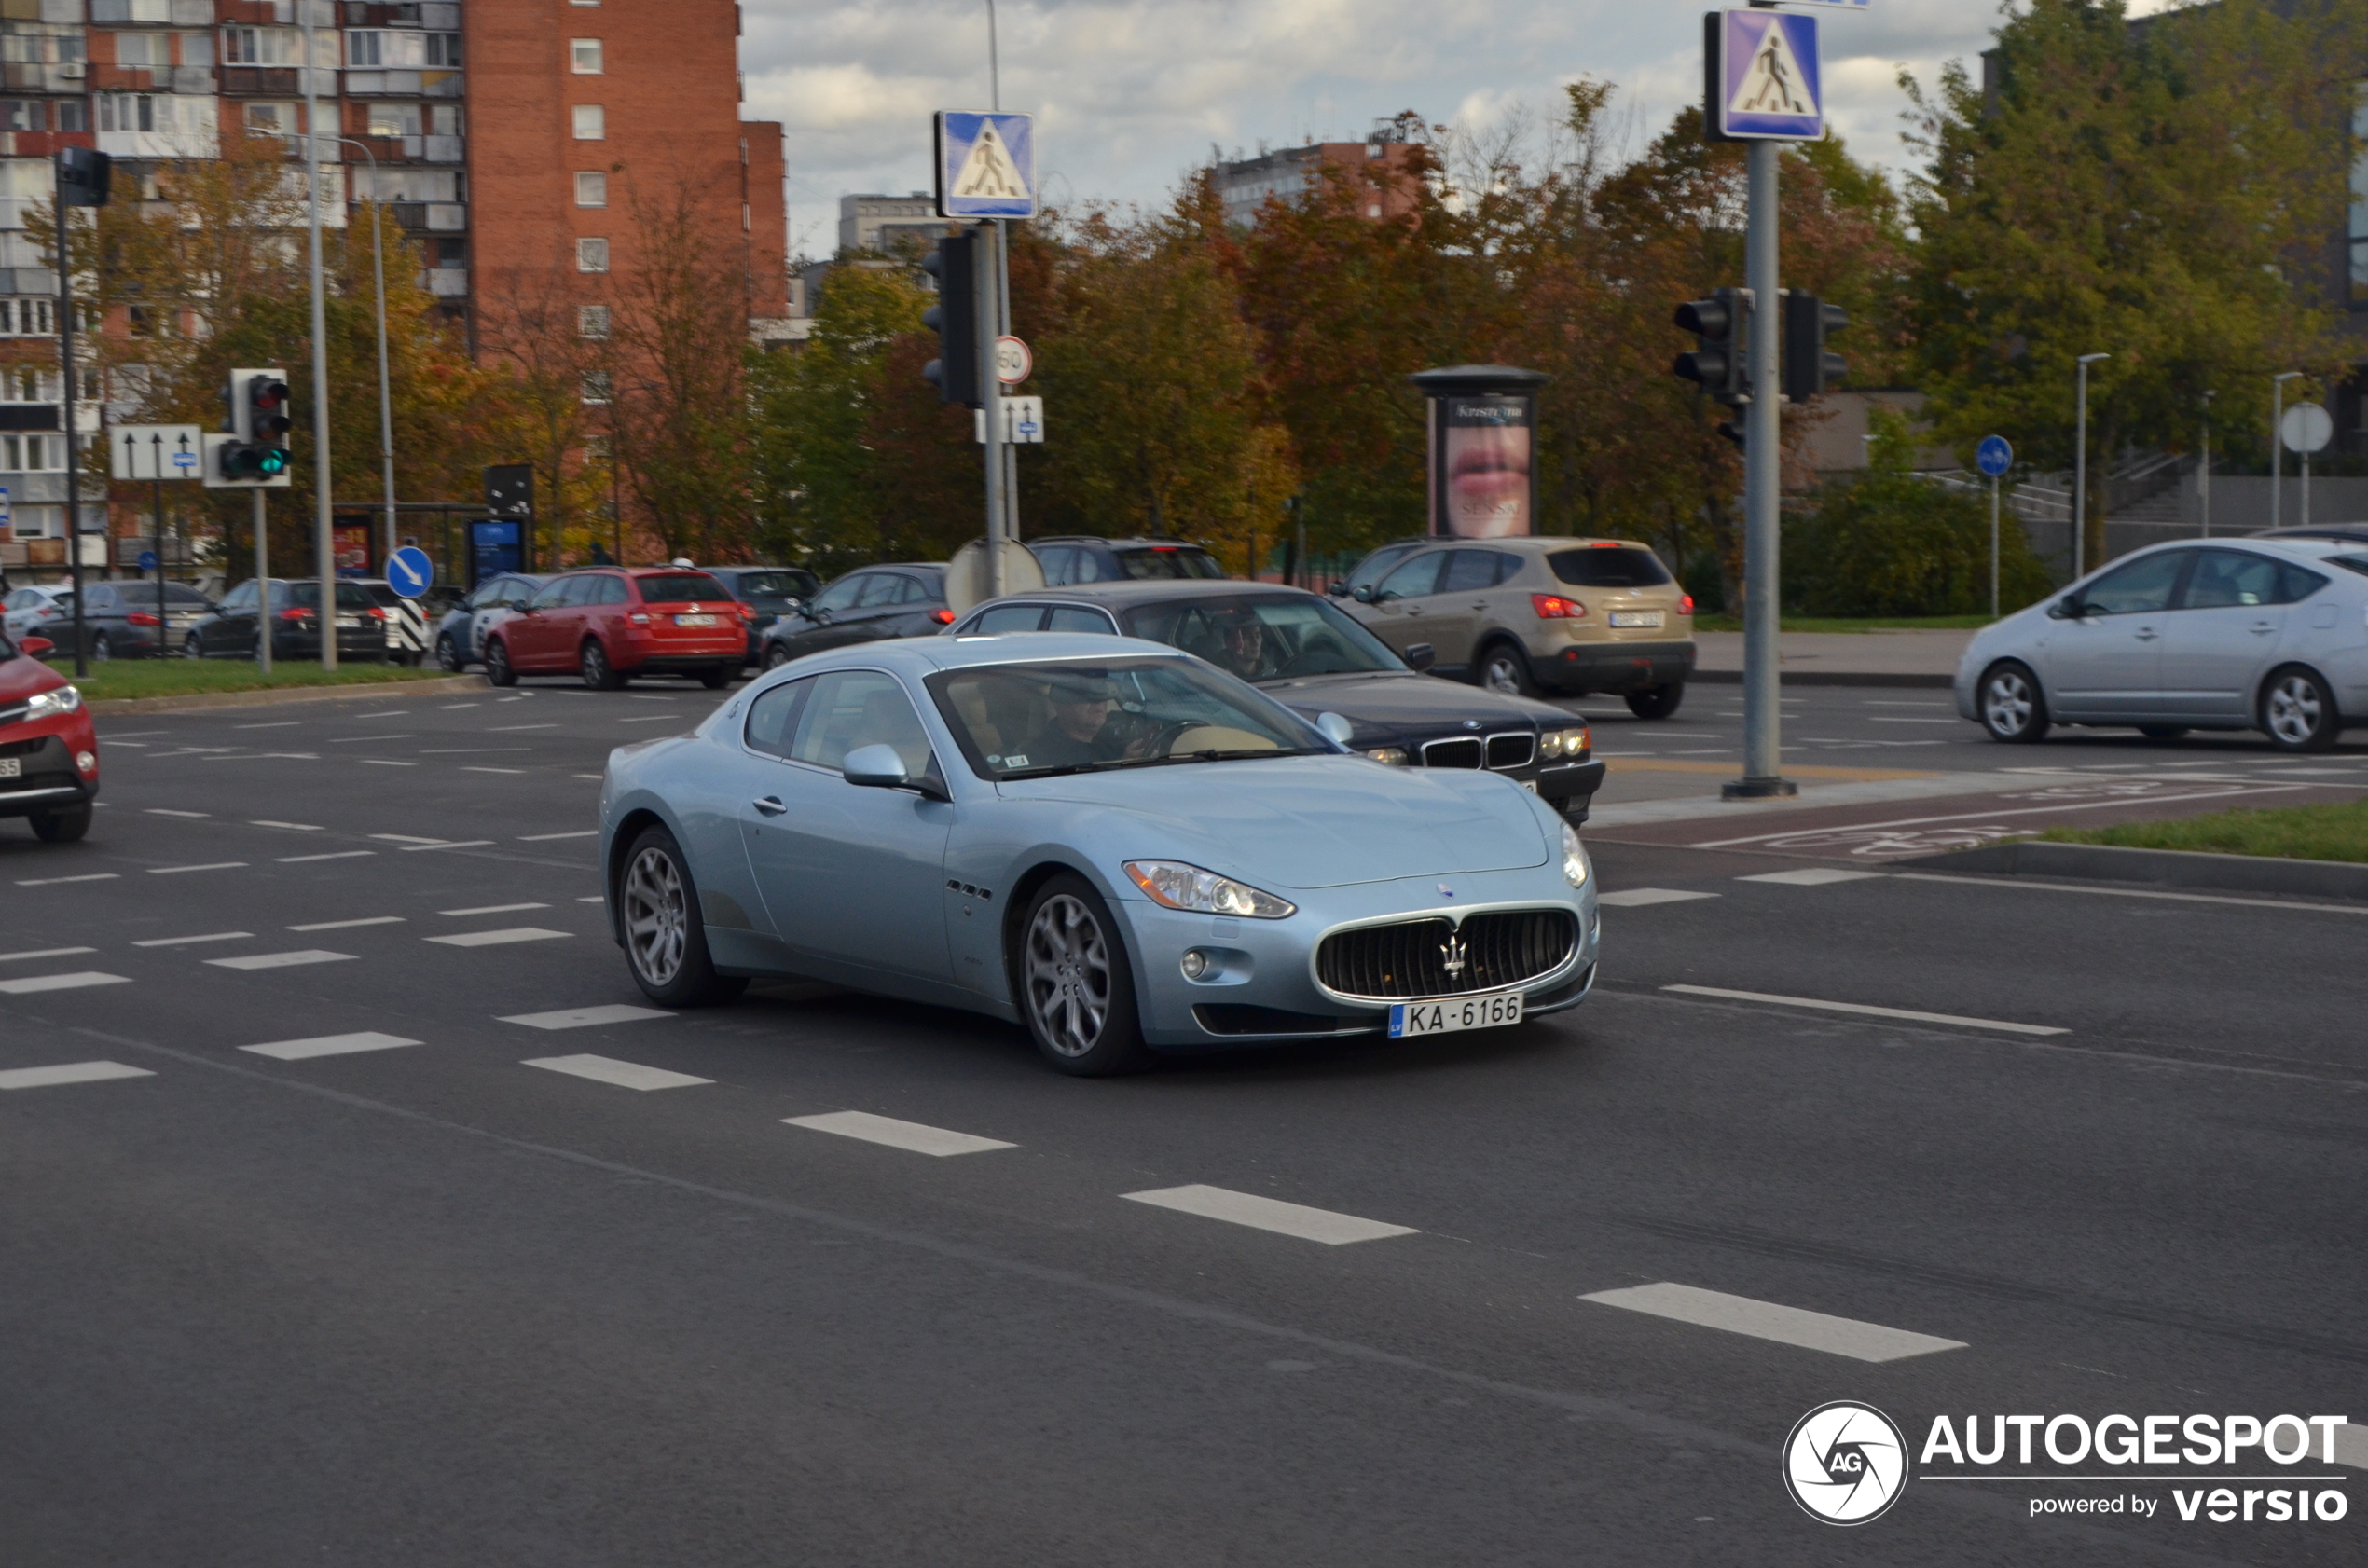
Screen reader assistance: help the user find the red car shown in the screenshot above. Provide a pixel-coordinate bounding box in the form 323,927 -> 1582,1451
483,568 -> 752,690
0,627 -> 99,842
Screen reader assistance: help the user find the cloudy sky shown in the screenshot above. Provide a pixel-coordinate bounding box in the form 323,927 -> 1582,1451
741,0 -> 2182,260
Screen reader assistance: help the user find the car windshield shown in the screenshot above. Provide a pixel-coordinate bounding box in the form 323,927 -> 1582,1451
733,570 -> 816,605
1122,594 -> 1404,682
1116,546 -> 1226,581
1550,545 -> 1673,587
636,573 -> 731,604
927,657 -> 1328,780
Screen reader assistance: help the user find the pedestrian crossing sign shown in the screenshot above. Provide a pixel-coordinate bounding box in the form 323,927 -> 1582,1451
1712,9 -> 1824,142
936,111 -> 1037,219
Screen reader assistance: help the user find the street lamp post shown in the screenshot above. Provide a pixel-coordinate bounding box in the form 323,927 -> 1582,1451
2199,389 -> 2214,538
301,10 -> 335,667
2271,372 -> 2302,533
2073,353 -> 2110,578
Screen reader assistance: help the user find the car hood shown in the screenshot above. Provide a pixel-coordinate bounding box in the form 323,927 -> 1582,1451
999,754 -> 1549,889
0,649 -> 67,703
1256,671 -> 1562,739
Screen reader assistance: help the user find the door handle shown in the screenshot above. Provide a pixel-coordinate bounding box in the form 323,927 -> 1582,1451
752,796 -> 787,816
2249,625 -> 2276,635
2132,628 -> 2159,641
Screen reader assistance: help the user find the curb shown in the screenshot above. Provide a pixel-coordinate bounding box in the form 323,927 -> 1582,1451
1690,668 -> 1954,689
1906,839 -> 2368,902
88,673 -> 489,718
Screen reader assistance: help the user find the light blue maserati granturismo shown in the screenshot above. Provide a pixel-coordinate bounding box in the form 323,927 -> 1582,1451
597,634 -> 1600,1074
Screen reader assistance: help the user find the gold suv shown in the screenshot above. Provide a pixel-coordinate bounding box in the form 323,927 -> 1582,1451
1339,537 -> 1697,717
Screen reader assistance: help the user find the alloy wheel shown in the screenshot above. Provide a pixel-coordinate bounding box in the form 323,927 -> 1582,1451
2265,673 -> 2324,748
1983,671 -> 2032,737
1025,894 -> 1111,1058
623,846 -> 689,987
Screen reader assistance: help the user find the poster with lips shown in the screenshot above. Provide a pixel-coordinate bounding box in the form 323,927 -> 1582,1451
1434,394 -> 1535,538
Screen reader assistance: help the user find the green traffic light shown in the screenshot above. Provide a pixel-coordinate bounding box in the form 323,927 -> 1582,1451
258,449 -> 287,475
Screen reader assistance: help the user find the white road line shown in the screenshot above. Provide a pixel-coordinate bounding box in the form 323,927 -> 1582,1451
1737,868 -> 1886,887
0,1060 -> 154,1091
329,734 -> 414,742
1121,1184 -> 1417,1245
489,723 -> 558,731
250,819 -> 321,831
522,1053 -> 710,1091
1662,983 -> 2069,1037
370,833 -> 446,845
615,716 -> 679,723
289,916 -> 406,932
144,807 -> 209,818
440,902 -> 548,916
279,851 -> 376,863
360,759 -> 417,767
1581,1282 -> 1965,1363
1866,717 -> 1961,724
241,1031 -> 421,1061
518,830 -> 598,841
1889,872 -> 2368,917
0,970 -> 132,996
499,1004 -> 671,1030
351,710 -> 409,719
129,931 -> 252,947
204,950 -> 357,971
438,702 -> 480,709
2334,1424 -> 2368,1471
234,721 -> 300,730
16,873 -> 119,886
577,895 -> 605,902
462,766 -> 525,775
1863,699 -> 1948,707
1598,888 -> 1720,908
403,839 -> 496,852
426,928 -> 571,948
148,861 -> 248,875
0,946 -> 97,962
784,1110 -> 1014,1157
573,774 -> 603,780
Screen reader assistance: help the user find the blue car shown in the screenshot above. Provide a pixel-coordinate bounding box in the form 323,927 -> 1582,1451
598,634 -> 1600,1074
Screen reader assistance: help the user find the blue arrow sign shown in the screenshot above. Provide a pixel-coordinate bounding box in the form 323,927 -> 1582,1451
1716,9 -> 1824,142
936,111 -> 1036,219
1976,435 -> 2014,477
137,550 -> 158,571
386,545 -> 434,599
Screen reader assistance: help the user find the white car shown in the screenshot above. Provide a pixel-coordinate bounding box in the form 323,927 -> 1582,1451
1956,536 -> 2368,752
3,584 -> 72,640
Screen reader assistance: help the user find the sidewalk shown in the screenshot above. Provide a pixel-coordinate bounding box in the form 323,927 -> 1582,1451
1691,628 -> 1970,687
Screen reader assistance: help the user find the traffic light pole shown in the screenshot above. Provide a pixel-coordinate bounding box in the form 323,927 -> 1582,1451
978,220 -> 1004,599
1727,138 -> 1793,800
253,488 -> 271,675
57,198 -> 84,680
302,18 -> 337,669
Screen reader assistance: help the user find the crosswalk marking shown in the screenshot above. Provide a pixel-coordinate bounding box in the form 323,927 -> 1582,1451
440,902 -> 548,917
0,946 -> 97,962
1662,984 -> 2069,1037
1581,1282 -> 1965,1363
279,851 -> 375,862
498,1004 -> 671,1030
289,916 -> 406,931
15,873 -> 119,887
403,839 -> 496,851
129,931 -> 251,947
144,807 -> 210,818
0,970 -> 132,996
785,1110 -> 1014,1157
0,1060 -> 154,1091
522,1053 -> 710,1091
204,950 -> 358,971
149,862 -> 248,875
1598,888 -> 1719,908
241,1031 -> 421,1061
1122,1184 -> 1417,1245
1737,867 -> 1885,887
251,820 -> 321,831
426,928 -> 571,948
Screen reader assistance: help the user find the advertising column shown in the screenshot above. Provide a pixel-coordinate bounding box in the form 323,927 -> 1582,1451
1407,365 -> 1549,538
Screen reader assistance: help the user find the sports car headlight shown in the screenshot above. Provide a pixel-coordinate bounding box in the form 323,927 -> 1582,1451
1362,747 -> 1409,766
1124,860 -> 1297,919
1561,821 -> 1590,888
1540,726 -> 1589,760
26,684 -> 82,720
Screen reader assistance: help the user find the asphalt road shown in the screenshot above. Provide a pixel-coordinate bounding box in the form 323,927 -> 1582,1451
3,674 -> 2361,1565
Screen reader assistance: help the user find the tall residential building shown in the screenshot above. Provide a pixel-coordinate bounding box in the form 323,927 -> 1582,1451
837,191 -> 941,256
1213,117 -> 1425,230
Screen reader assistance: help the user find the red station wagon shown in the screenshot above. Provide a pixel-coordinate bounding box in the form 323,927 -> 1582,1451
484,568 -> 750,690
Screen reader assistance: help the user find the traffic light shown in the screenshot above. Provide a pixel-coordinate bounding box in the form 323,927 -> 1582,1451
217,367 -> 291,482
55,145 -> 110,208
1781,292 -> 1849,403
920,231 -> 981,408
1673,287 -> 1750,406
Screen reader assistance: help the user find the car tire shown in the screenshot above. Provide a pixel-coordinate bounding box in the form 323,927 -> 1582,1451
434,634 -> 462,673
618,824 -> 747,1008
1978,660 -> 2050,743
698,663 -> 732,690
2259,666 -> 2340,753
764,643 -> 793,671
2137,725 -> 2190,742
29,803 -> 92,843
485,638 -> 517,687
581,640 -> 624,691
1475,641 -> 1537,698
182,633 -> 203,659
1017,873 -> 1152,1077
1625,682 -> 1685,720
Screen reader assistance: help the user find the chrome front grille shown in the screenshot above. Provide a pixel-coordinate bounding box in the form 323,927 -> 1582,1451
1316,909 -> 1577,999
1420,736 -> 1482,769
1486,733 -> 1535,770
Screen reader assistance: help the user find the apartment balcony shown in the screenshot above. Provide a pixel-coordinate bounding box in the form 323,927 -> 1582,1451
342,68 -> 461,98
425,268 -> 465,297
386,201 -> 464,232
90,0 -> 220,21
343,2 -> 461,25
89,65 -> 217,94
0,63 -> 88,93
345,132 -> 461,165
219,65 -> 302,96
0,131 -> 97,162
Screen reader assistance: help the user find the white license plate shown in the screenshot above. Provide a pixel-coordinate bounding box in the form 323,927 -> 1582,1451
0,758 -> 19,778
335,616 -> 361,628
1608,611 -> 1663,628
1389,988 -> 1524,1038
673,613 -> 720,626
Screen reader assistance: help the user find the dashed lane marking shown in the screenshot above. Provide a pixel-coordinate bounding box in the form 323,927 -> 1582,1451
0,946 -> 97,962
371,833 -> 446,845
519,831 -> 598,842
129,932 -> 251,947
438,703 -> 480,710
144,807 -> 209,818
233,721 -> 300,730
148,862 -> 248,875
1736,868 -> 1887,887
251,820 -> 321,831
361,760 -> 417,767
462,767 -> 525,775
279,851 -> 376,863
328,734 -> 414,743
0,1060 -> 154,1091
1122,1184 -> 1418,1246
289,916 -> 406,932
1866,717 -> 1961,724
420,749 -> 530,755
616,716 -> 680,724
498,1004 -> 670,1030
440,902 -> 548,916
204,950 -> 358,971
489,723 -> 558,732
786,1111 -> 1014,1157
426,928 -> 571,948
15,873 -> 119,887
351,710 -> 408,719
241,1031 -> 420,1062
1662,983 -> 2069,1037
1891,871 -> 2368,916
404,840 -> 496,852
0,970 -> 133,996
1581,1282 -> 1965,1363
522,1053 -> 710,1091
1598,888 -> 1720,908
577,895 -> 604,903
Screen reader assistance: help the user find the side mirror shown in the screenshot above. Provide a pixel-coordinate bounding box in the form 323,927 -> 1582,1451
2048,594 -> 2084,621
1403,642 -> 1437,673
1315,711 -> 1355,746
20,634 -> 53,657
842,744 -> 910,789
1326,580 -> 1347,598
1352,584 -> 1376,604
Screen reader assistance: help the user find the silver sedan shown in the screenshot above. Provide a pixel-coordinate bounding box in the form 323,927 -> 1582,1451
597,635 -> 1600,1075
1956,537 -> 2368,751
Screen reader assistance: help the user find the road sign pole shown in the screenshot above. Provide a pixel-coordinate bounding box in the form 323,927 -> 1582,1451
153,475 -> 166,642
978,219 -> 1004,599
1989,475 -> 2000,621
1728,134 -> 1791,800
254,488 -> 271,674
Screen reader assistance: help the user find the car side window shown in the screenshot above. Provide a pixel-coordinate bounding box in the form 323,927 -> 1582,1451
222,583 -> 255,612
598,575 -> 630,605
891,575 -> 931,605
466,581 -> 503,610
1045,607 -> 1117,634
790,669 -> 936,777
1347,544 -> 1415,593
2277,562 -> 2329,603
972,604 -> 1047,633
1440,550 -> 1510,593
2080,552 -> 2188,615
2182,550 -> 2285,611
744,677 -> 811,759
558,575 -> 599,608
1036,546 -> 1075,586
1072,550 -> 1106,584
86,585 -> 117,610
811,574 -> 868,613
853,574 -> 904,609
528,579 -> 571,611
1375,550 -> 1447,602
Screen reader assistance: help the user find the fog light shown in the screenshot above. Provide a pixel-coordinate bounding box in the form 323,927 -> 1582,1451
75,750 -> 97,775
1180,949 -> 1209,980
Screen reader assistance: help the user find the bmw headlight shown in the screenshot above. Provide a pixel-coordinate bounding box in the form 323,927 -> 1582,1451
1561,820 -> 1590,888
1124,860 -> 1297,919
1539,725 -> 1590,760
26,684 -> 82,720
1362,747 -> 1409,766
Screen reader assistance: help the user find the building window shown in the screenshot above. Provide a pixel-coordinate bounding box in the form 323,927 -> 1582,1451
578,305 -> 611,339
117,33 -> 172,68
366,102 -> 424,138
574,172 -> 607,208
0,434 -> 62,473
223,26 -> 302,66
2352,82 -> 2368,303
346,31 -> 460,68
0,298 -> 54,336
0,101 -> 39,131
571,38 -> 603,74
577,237 -> 610,272
244,102 -> 296,135
53,99 -> 86,133
581,371 -> 613,406
571,104 -> 605,140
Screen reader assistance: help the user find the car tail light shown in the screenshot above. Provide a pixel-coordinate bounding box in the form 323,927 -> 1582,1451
365,607 -> 386,621
1679,595 -> 1695,616
932,609 -> 956,624
1531,594 -> 1588,621
279,608 -> 310,622
126,612 -> 160,626
737,603 -> 755,621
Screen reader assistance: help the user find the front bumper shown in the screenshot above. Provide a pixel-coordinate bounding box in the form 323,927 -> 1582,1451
1539,639 -> 1696,695
0,727 -> 98,817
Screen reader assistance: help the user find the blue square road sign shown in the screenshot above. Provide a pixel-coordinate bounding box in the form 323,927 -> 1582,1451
936,112 -> 1037,219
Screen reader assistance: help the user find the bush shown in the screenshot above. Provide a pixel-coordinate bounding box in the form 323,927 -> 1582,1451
1784,407 -> 2055,617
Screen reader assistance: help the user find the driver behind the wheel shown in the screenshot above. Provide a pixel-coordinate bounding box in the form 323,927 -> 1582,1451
1017,672 -> 1137,770
1206,605 -> 1281,681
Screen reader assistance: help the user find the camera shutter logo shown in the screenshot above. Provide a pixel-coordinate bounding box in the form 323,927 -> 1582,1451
1783,1401 -> 1907,1525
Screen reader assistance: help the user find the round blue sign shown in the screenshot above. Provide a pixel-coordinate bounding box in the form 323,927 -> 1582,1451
136,550 -> 158,571
1976,434 -> 2014,478
386,545 -> 434,599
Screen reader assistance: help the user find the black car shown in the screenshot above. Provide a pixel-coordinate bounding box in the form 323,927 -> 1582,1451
945,580 -> 1607,820
183,578 -> 392,662
758,563 -> 951,667
1030,536 -> 1230,585
697,564 -> 822,665
40,579 -> 217,660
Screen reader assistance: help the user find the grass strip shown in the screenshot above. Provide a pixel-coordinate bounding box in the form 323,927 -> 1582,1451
2041,799 -> 2368,865
62,660 -> 458,702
